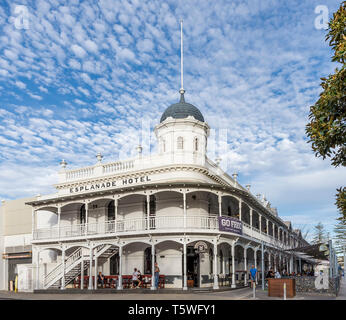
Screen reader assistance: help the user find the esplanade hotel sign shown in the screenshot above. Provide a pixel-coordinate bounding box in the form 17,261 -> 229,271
68,176 -> 152,194
24,23 -> 309,293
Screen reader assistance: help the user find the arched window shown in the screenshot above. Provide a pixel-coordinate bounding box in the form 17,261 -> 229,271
177,136 -> 184,149
108,200 -> 115,221
194,137 -> 198,151
80,204 -> 86,224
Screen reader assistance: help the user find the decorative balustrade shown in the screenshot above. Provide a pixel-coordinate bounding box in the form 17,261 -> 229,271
33,216 -> 292,250
63,160 -> 136,182
65,167 -> 95,180
102,160 -> 135,174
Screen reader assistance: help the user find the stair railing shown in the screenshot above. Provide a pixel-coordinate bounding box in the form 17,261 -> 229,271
43,247 -> 82,288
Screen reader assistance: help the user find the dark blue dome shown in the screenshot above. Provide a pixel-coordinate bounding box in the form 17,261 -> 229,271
160,92 -> 204,123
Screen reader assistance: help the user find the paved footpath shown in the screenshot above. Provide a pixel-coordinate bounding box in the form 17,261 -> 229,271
0,280 -> 345,300
336,276 -> 346,300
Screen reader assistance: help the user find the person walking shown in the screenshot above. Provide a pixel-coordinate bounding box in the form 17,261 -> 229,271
249,264 -> 257,288
132,268 -> 139,288
154,262 -> 160,289
137,269 -> 143,288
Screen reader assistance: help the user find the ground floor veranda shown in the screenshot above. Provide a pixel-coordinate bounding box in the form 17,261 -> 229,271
32,233 -> 313,291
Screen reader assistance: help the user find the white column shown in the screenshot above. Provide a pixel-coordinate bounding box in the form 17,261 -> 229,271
61,246 -> 65,290
94,248 -> 98,289
57,206 -> 61,238
80,253 -> 84,290
231,242 -> 236,288
238,199 -> 242,221
35,247 -> 40,290
286,258 -> 289,273
183,193 -> 187,229
147,194 -> 150,229
244,247 -> 248,286
183,242 -> 187,290
114,199 -> 118,233
213,242 -> 219,289
151,244 -> 155,290
85,203 -> 89,235
222,252 -> 226,277
117,247 -> 123,290
32,209 -> 38,240
298,257 -> 301,273
266,220 -> 269,235
279,254 -> 282,271
250,208 -> 253,228
218,195 -> 222,217
259,215 -> 262,233
269,253 -> 272,270
88,245 -> 93,290
254,250 -> 258,284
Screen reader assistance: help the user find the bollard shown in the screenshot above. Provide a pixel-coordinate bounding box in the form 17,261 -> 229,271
253,282 -> 256,299
283,282 -> 286,300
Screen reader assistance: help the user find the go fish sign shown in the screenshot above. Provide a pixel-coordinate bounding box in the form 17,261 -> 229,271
218,216 -> 243,235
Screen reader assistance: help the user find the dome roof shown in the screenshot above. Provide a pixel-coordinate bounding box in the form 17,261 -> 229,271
160,92 -> 204,123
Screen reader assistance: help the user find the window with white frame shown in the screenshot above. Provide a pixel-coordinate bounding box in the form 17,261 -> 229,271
177,136 -> 184,149
194,137 -> 198,151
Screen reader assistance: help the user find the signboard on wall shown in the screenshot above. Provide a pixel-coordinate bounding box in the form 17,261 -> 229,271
194,241 -> 208,253
218,216 -> 243,235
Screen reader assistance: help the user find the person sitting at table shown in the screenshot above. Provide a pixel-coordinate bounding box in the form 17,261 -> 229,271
266,269 -> 274,278
97,272 -> 105,288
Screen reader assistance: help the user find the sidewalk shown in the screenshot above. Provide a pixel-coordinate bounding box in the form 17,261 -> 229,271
336,276 -> 346,300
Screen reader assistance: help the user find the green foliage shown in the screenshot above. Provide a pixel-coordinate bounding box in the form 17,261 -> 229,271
311,222 -> 328,244
306,2 -> 346,218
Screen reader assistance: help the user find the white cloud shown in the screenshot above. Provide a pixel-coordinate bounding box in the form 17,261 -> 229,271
136,39 -> 154,52
15,81 -> 26,89
84,39 -> 98,53
71,44 -> 87,58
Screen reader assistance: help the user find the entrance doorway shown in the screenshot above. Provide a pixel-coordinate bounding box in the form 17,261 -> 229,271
186,246 -> 200,287
110,253 -> 119,275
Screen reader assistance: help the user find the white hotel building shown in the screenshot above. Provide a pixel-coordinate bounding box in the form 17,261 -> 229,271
0,89 -> 310,292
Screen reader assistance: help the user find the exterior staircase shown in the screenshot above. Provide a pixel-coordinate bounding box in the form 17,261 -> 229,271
43,244 -> 118,289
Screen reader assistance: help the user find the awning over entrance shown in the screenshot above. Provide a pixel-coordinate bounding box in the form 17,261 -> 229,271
286,243 -> 329,264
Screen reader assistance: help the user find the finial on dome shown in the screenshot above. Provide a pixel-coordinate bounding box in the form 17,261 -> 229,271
179,88 -> 185,103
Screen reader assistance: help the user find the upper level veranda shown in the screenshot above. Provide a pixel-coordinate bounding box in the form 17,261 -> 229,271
28,164 -> 306,251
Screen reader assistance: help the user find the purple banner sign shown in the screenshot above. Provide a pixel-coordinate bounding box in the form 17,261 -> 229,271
218,216 -> 243,235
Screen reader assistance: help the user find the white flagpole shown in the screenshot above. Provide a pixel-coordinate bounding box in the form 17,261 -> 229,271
180,19 -> 184,92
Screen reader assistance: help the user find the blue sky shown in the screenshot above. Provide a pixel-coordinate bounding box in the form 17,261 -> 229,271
0,0 -> 345,240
